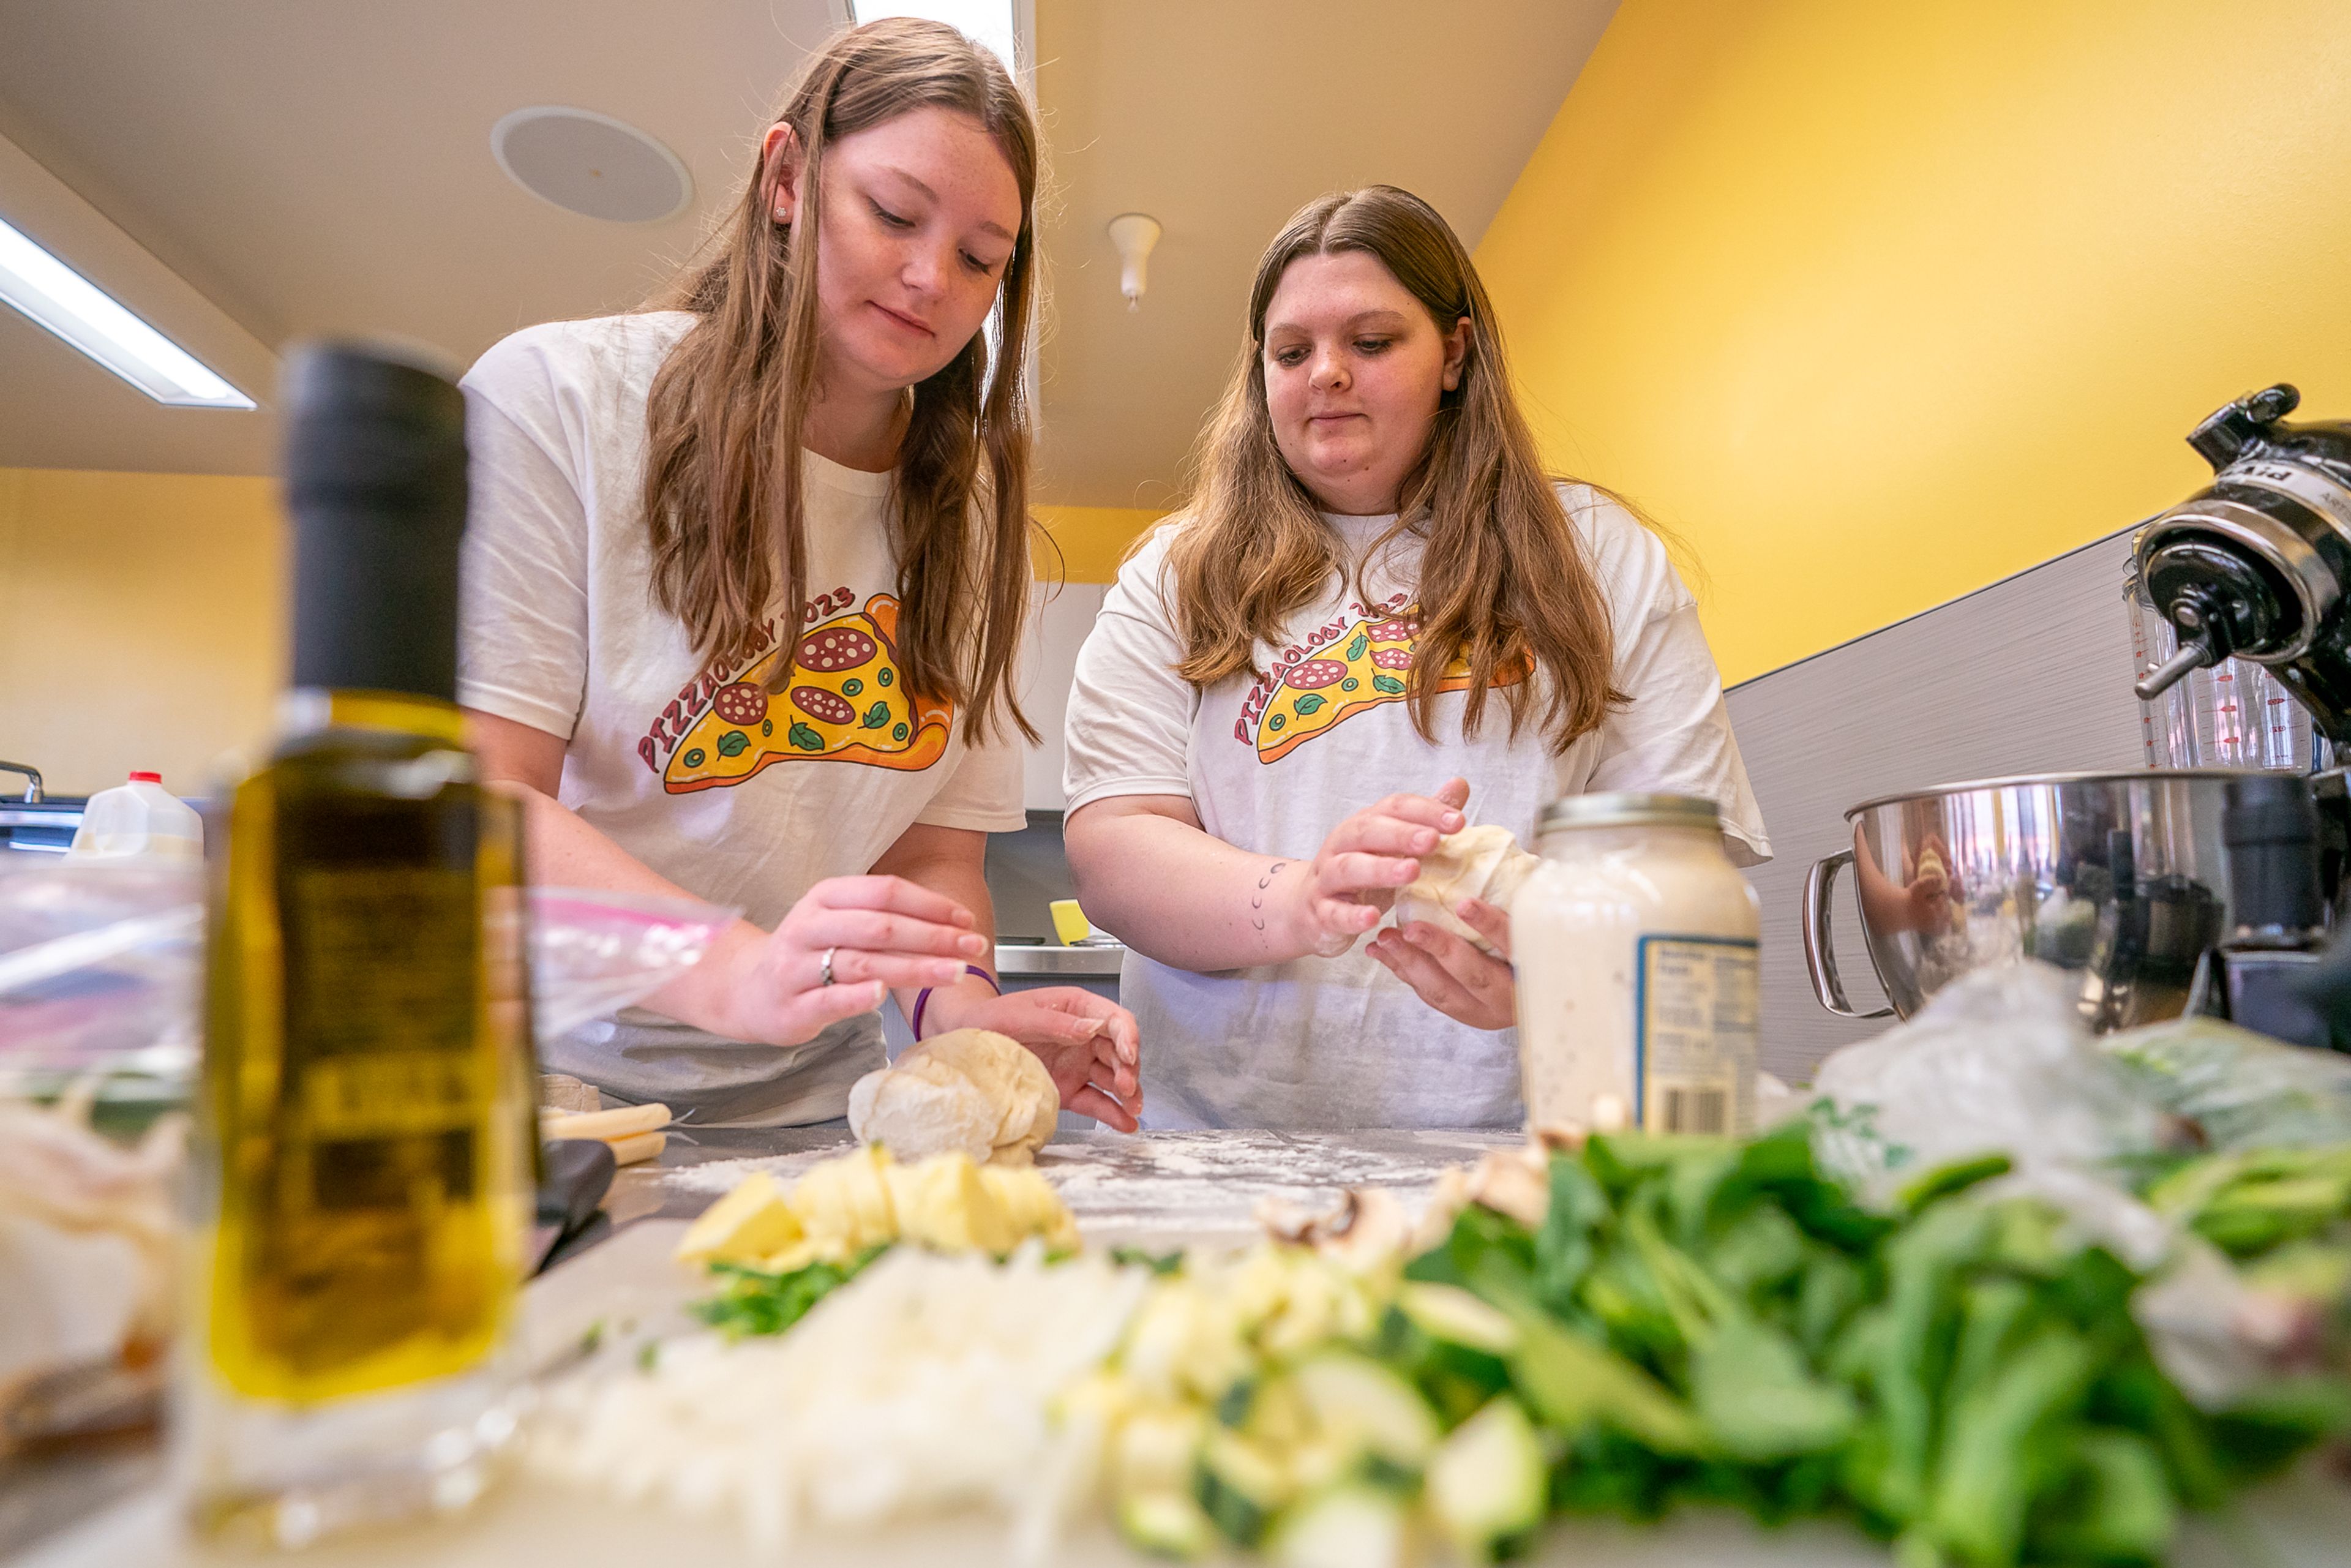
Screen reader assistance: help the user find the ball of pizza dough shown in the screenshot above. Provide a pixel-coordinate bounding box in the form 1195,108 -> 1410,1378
847,1027 -> 1060,1166
1390,823 -> 1540,955
847,1052 -> 1000,1165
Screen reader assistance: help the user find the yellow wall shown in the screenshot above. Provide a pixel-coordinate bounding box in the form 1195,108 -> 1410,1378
0,467 -> 284,800
0,472 -> 1152,800
1475,0 -> 2351,685
1035,504 -> 1163,583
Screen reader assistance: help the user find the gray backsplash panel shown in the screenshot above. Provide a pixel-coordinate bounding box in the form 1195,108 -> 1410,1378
1725,528 -> 2148,1083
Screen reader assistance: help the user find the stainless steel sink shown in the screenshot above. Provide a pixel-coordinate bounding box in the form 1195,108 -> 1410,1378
0,802 -> 84,855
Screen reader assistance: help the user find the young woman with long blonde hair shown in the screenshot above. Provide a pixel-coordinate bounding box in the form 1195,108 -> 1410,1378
458,18 -> 1138,1127
1063,186 -> 1766,1130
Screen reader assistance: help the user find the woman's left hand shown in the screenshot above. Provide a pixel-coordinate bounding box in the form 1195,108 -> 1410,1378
1366,896 -> 1516,1030
923,985 -> 1144,1131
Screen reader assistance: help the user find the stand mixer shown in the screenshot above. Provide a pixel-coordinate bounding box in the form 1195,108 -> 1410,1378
1796,386 -> 2351,1033
2134,384 -> 2351,738
2134,383 -> 2351,915
1802,386 -> 2351,1035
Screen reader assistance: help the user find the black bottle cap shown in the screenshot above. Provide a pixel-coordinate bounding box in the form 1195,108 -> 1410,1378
2222,773 -> 2323,932
281,343 -> 468,701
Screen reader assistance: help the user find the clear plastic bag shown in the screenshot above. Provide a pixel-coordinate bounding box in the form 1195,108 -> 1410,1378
1806,961 -> 2173,1207
0,862 -> 732,1083
1803,962 -> 2351,1404
0,861 -> 203,1082
2100,1013 -> 2351,1150
525,887 -> 733,1040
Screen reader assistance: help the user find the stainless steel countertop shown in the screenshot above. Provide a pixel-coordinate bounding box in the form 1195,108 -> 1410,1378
994,942 -> 1125,977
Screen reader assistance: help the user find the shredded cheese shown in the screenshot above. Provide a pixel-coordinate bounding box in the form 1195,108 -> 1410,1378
528,1244 -> 1149,1553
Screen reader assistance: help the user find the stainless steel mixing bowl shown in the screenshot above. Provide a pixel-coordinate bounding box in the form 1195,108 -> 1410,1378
1801,770 -> 2251,1031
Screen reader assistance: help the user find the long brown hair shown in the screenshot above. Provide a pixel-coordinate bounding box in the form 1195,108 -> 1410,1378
642,17 -> 1038,740
1164,186 -> 1624,748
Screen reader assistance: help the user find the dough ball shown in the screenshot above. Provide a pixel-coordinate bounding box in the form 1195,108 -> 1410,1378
913,1028 -> 1060,1161
847,1054 -> 998,1165
850,1028 -> 1060,1166
1391,823 -> 1537,954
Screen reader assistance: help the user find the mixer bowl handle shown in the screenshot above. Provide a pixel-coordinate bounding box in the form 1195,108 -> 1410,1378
1802,850 -> 1895,1020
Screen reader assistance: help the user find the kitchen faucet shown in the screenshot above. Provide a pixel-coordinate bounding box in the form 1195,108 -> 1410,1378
0,760 -> 43,804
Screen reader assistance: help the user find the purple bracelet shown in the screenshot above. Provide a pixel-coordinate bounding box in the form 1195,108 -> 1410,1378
911,964 -> 999,1040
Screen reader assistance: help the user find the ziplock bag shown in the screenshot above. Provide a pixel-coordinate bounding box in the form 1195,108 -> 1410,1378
0,860 -> 733,1080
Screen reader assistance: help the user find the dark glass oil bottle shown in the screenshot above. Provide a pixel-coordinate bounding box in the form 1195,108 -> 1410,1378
182,346 -> 532,1544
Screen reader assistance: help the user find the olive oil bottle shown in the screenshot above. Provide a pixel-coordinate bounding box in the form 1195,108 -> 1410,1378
182,345 -> 532,1544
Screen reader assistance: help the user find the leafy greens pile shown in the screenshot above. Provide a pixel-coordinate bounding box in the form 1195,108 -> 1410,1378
1388,1120 -> 2349,1566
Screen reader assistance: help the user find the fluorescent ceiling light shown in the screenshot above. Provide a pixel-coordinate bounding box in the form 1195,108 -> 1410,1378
850,0 -> 1020,79
0,213 -> 255,409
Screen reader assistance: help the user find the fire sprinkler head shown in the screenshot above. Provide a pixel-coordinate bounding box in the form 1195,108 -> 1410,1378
1106,212 -> 1163,312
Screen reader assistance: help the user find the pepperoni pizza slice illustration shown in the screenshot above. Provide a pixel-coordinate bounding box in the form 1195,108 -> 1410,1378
663,594 -> 953,793
1253,607 -> 1523,764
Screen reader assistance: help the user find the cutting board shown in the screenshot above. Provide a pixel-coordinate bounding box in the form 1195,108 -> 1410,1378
20,1138 -> 2351,1568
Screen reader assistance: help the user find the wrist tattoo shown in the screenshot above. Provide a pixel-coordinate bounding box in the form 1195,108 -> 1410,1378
1250,861 -> 1288,933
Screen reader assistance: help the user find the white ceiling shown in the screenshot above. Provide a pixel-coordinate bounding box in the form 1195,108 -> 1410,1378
1031,0 -> 1617,507
0,0 -> 1616,503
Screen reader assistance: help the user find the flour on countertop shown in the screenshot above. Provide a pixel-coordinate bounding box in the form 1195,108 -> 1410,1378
660,1128 -> 1517,1249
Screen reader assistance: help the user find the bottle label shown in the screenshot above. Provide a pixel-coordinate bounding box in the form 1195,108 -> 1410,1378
1633,935 -> 1759,1136
203,851 -> 512,1403
287,867 -> 484,1150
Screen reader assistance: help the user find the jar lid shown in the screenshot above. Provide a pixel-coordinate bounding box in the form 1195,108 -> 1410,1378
1539,791 -> 1722,833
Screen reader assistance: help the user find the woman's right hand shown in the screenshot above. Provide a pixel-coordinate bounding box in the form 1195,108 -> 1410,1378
1279,780 -> 1471,958
717,875 -> 988,1046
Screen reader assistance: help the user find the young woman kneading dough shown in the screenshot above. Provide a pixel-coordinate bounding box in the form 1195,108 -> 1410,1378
1062,187 -> 1767,1130
459,20 -> 1138,1127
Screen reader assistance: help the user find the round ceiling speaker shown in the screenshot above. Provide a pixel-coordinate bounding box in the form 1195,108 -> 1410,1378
491,106 -> 692,223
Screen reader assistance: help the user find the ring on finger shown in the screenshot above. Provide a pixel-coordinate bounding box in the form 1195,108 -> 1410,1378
820,946 -> 838,987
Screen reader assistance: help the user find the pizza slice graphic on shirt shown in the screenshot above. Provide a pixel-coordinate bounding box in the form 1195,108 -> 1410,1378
1254,607 -> 1526,765
662,593 -> 953,793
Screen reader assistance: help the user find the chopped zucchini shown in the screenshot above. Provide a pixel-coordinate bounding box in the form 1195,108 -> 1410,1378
1222,1371 -> 1313,1446
1266,1484 -> 1414,1568
1357,1450 -> 1420,1496
1397,1282 -> 1520,1355
1117,1404 -> 1209,1495
1284,1436 -> 1355,1496
1119,1487 -> 1218,1561
1291,1350 -> 1440,1469
1425,1395 -> 1547,1564
1194,1427 -> 1294,1547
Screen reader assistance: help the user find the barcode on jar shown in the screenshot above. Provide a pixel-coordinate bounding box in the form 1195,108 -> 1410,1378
1660,1086 -> 1727,1135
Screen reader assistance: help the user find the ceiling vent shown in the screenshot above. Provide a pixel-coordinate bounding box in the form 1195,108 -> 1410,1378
490,107 -> 692,223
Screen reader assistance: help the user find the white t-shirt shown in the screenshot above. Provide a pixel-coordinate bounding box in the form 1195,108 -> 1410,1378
1063,487 -> 1769,1131
458,311 -> 1026,1125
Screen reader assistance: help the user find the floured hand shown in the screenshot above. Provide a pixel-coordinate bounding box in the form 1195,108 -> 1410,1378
1282,778 -> 1471,958
1368,893 -> 1515,1029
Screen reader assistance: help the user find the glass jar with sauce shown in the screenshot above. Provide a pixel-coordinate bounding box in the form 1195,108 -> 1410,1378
1511,792 -> 1760,1136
